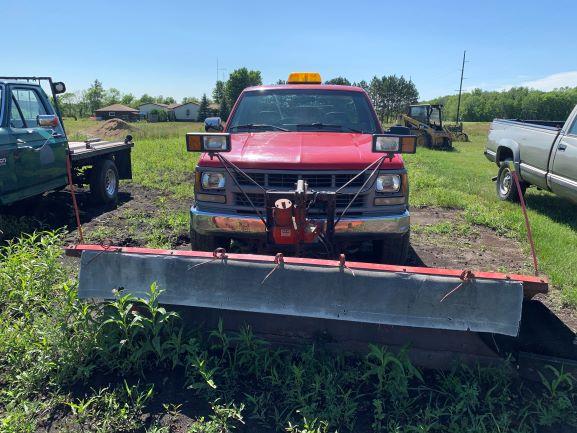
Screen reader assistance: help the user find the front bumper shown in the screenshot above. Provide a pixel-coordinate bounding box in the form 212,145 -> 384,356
484,149 -> 497,163
191,207 -> 410,238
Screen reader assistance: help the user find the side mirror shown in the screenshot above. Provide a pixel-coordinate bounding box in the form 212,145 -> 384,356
186,132 -> 231,152
37,114 -> 59,128
51,81 -> 66,94
204,117 -> 223,132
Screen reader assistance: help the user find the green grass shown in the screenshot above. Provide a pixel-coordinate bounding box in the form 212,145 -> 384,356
64,118 -> 204,141
404,123 -> 577,308
0,233 -> 575,432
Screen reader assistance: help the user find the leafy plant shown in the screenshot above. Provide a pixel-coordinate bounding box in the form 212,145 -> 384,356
188,401 -> 244,433
96,283 -> 179,374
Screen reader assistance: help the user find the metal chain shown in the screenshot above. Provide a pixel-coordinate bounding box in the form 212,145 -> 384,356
187,247 -> 228,271
339,254 -> 355,277
261,253 -> 285,284
440,270 -> 475,302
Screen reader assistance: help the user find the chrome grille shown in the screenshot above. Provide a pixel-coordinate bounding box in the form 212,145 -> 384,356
336,194 -> 364,208
335,173 -> 365,188
234,172 -> 265,186
232,171 -> 367,189
233,192 -> 364,209
302,174 -> 332,188
234,193 -> 266,207
268,173 -> 298,187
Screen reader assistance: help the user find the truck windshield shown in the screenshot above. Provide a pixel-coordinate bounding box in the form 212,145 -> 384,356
228,89 -> 378,133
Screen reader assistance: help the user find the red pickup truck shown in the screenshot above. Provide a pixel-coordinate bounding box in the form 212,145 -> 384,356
189,74 -> 411,264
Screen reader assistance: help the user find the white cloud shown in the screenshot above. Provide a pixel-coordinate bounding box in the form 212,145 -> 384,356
503,71 -> 577,92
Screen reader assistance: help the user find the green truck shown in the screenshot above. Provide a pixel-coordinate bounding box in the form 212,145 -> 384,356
0,77 -> 133,207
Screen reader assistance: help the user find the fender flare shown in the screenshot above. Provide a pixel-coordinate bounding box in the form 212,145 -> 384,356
495,139 -> 521,172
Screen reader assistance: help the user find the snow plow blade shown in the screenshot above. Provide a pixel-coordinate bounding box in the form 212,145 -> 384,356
67,245 -> 547,339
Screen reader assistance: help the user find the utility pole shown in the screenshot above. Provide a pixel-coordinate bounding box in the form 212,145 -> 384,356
216,58 -> 227,84
456,50 -> 466,124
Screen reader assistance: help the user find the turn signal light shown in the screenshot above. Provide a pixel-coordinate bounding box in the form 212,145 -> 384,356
186,133 -> 231,152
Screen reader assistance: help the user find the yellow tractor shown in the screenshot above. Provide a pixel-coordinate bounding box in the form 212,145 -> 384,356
398,104 -> 468,150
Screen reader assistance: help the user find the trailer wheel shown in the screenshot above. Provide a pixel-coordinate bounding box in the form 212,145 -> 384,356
90,159 -> 119,205
190,226 -> 230,252
496,161 -> 525,202
376,230 -> 410,265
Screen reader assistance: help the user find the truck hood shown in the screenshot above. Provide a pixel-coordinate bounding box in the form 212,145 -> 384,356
198,132 -> 404,170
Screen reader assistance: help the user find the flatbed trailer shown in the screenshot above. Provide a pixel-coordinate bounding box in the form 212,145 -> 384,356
0,77 -> 133,206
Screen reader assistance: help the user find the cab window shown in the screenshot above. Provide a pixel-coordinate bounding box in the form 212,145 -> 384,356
228,89 -> 378,133
10,97 -> 25,128
409,106 -> 428,123
10,88 -> 47,128
429,108 -> 441,126
568,117 -> 577,136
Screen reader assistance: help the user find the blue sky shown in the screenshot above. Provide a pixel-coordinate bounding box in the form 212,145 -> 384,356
4,0 -> 577,101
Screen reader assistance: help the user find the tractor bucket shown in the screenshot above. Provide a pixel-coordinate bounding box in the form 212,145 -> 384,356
67,245 -> 547,364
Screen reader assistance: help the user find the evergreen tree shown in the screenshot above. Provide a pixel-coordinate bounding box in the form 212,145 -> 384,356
212,81 -> 226,104
325,77 -> 351,85
197,94 -> 211,122
219,97 -> 230,121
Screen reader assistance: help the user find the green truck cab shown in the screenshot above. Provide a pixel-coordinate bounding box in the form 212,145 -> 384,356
0,78 -> 133,207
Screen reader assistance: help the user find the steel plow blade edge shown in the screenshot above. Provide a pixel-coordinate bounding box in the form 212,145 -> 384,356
72,247 -> 531,337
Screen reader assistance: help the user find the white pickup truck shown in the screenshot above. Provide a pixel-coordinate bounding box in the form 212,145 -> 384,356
485,105 -> 577,203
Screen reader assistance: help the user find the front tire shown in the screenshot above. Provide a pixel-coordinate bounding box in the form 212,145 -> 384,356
90,159 -> 119,205
375,230 -> 410,265
496,161 -> 525,202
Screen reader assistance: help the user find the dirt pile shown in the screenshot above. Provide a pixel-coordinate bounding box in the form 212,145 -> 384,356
83,118 -> 140,139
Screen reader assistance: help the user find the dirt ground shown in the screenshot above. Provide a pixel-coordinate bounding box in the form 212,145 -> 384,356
3,183 -> 576,333
409,207 -> 529,273
80,118 -> 140,139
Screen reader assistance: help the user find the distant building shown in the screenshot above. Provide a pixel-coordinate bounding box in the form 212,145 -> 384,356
138,102 -> 169,119
171,102 -> 200,121
95,104 -> 139,121
138,101 -> 200,122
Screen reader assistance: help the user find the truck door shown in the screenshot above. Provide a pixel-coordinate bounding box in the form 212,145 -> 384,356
8,86 -> 67,198
549,117 -> 577,202
0,84 -> 19,202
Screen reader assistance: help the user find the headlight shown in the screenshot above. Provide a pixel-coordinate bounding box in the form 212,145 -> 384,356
373,136 -> 400,152
201,172 -> 225,189
204,135 -> 229,151
376,174 -> 401,192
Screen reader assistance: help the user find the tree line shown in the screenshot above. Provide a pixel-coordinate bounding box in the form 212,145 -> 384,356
428,87 -> 577,122
210,72 -> 419,123
63,72 -> 577,125
56,71 -> 419,123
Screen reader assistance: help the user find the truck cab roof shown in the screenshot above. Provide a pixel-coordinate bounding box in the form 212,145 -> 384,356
243,83 -> 367,93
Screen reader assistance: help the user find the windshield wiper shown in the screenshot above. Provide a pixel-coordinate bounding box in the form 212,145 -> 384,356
296,123 -> 364,133
230,123 -> 289,132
